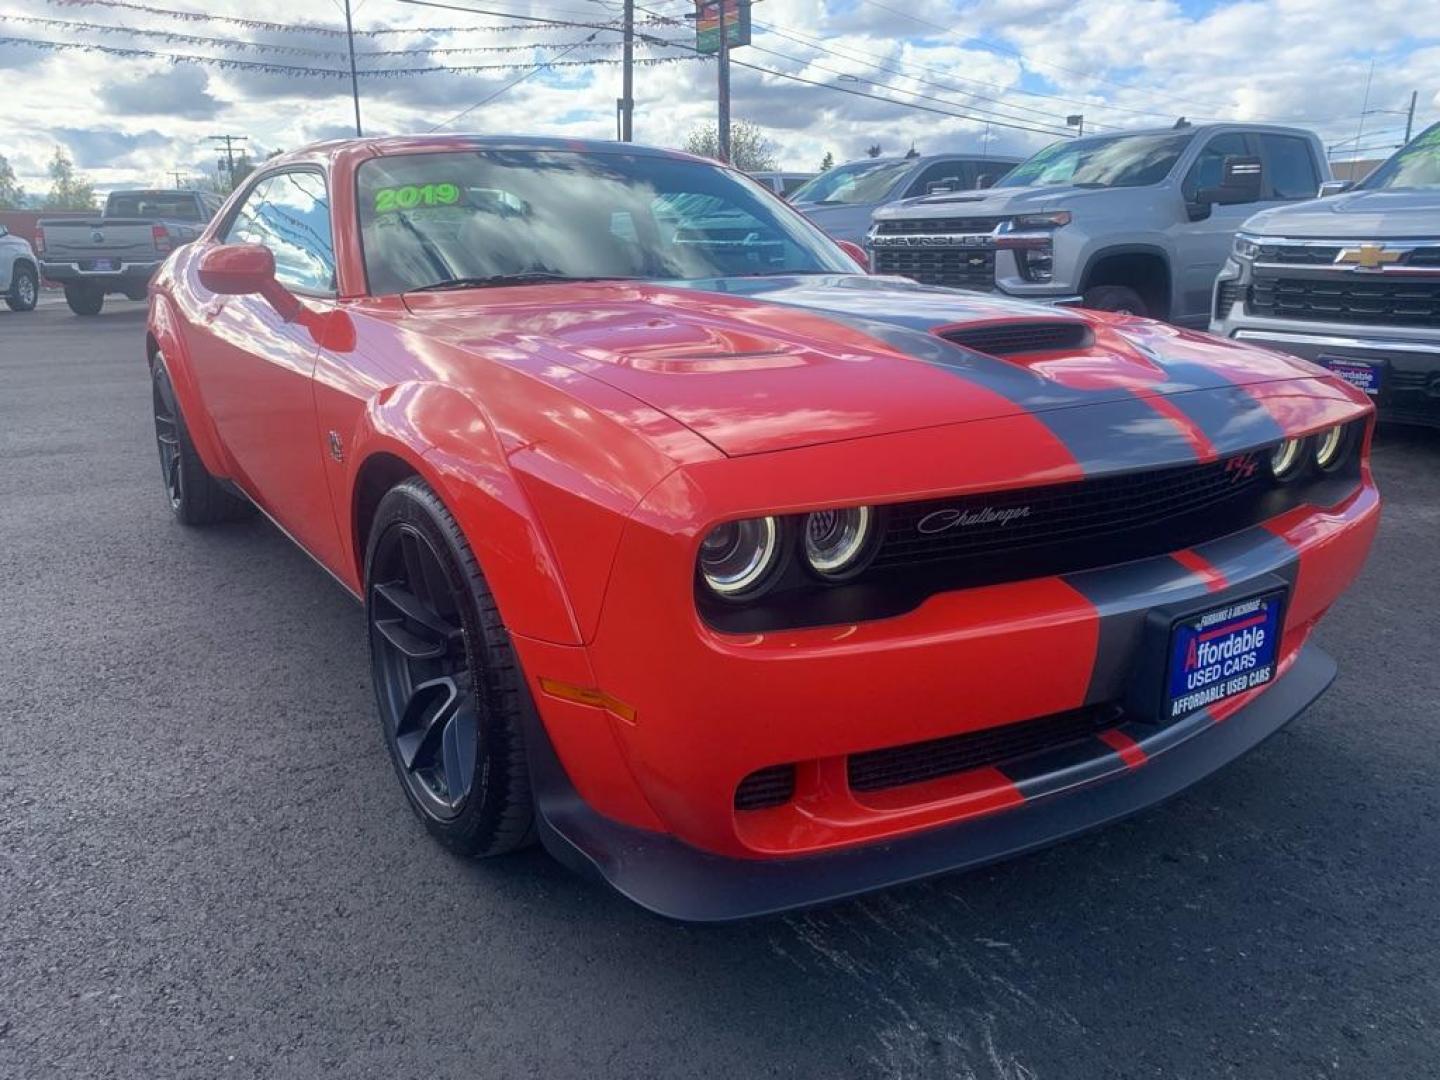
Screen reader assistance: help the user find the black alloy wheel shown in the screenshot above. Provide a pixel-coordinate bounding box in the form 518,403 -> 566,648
366,479 -> 534,854
152,366 -> 185,512
149,357 -> 252,525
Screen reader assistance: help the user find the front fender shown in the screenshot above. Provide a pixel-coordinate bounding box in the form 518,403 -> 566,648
346,381 -> 584,645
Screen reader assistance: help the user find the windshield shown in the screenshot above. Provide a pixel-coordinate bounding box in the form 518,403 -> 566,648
788,160 -> 912,206
1000,132 -> 1195,189
106,192 -> 202,221
357,150 -> 853,294
1359,123 -> 1440,192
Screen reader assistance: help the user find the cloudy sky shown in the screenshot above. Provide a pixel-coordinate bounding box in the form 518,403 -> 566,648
0,0 -> 1436,197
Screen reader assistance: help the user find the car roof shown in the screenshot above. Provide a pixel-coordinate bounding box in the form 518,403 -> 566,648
1076,123 -> 1317,140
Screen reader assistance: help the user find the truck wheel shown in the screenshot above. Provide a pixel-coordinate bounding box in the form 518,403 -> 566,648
64,283 -> 104,316
5,264 -> 38,312
1081,285 -> 1147,317
124,288 -> 148,302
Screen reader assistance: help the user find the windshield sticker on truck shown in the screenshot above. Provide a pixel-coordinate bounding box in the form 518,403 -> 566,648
373,183 -> 460,213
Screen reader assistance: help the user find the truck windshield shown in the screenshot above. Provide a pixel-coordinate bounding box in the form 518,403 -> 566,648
357,150 -> 854,295
106,192 -> 203,221
1000,132 -> 1195,189
788,160 -> 912,205
1358,123 -> 1440,191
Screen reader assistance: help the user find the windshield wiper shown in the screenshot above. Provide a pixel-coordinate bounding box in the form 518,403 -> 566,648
411,272 -> 641,292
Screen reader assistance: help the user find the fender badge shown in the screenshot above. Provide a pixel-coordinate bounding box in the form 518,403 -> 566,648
326,431 -> 345,463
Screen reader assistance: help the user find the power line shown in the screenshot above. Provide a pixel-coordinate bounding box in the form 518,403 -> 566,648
429,31 -> 606,132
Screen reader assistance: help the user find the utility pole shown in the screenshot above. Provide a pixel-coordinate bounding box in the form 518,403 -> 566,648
618,0 -> 634,141
207,134 -> 248,189
344,0 -> 363,137
169,170 -> 186,189
1404,89 -> 1418,144
717,0 -> 731,163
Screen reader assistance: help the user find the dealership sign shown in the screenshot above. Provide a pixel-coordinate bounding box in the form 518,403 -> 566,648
694,0 -> 752,54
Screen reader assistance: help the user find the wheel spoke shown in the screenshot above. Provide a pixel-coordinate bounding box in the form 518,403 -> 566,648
440,698 -> 478,805
394,676 -> 459,772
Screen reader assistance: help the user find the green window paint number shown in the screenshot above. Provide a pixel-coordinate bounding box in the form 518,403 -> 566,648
374,183 -> 460,213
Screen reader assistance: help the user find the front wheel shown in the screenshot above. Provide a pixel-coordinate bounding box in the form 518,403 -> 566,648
1081,284 -> 1148,317
5,264 -> 38,311
64,283 -> 104,316
366,478 -> 534,857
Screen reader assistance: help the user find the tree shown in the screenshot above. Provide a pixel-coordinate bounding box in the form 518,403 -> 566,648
0,154 -> 24,209
682,119 -> 778,172
819,150 -> 834,172
201,151 -> 257,195
865,143 -> 883,158
42,148 -> 96,210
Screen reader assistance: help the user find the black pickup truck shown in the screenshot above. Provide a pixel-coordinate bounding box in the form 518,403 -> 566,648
36,189 -> 223,315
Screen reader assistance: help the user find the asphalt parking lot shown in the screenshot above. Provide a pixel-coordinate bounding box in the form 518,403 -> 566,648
2,300 -> 1437,1080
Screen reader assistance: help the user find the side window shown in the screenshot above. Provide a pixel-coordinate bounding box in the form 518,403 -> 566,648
1261,135 -> 1320,199
781,175 -> 809,196
223,171 -> 335,294
1182,133 -> 1251,202
905,161 -> 977,197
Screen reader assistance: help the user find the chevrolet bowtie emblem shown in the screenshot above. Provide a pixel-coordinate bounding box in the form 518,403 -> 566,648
1335,244 -> 1401,270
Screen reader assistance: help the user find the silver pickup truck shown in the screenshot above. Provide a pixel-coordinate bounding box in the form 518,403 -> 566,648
868,123 -> 1331,327
37,189 -> 222,315
1213,122 -> 1440,428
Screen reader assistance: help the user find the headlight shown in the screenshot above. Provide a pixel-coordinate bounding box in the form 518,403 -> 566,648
1269,437 -> 1305,479
1233,234 -> 1262,261
699,517 -> 781,598
1314,424 -> 1347,470
803,506 -> 877,579
1013,211 -> 1072,228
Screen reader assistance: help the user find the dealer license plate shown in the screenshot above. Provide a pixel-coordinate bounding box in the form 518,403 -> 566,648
1166,592 -> 1283,719
1318,355 -> 1382,396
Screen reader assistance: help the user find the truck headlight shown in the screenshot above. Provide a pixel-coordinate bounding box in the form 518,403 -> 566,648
1232,234 -> 1262,261
997,215 -> 1068,283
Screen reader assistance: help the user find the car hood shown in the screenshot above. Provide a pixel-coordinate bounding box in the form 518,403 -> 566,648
403,274 -> 1324,457
1243,189 -> 1440,238
874,185 -> 1110,221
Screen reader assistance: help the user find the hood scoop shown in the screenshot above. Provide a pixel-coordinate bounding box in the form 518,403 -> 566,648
940,320 -> 1093,357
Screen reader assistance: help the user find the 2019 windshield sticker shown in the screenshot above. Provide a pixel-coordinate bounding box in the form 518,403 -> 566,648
374,183 -> 460,213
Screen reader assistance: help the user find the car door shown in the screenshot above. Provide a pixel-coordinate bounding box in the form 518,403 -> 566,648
185,168 -> 345,568
1173,132 -> 1266,321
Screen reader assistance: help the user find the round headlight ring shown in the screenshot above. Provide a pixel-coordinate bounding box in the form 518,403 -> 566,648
1270,437 -> 1304,479
699,516 -> 781,598
1314,424 -> 1347,471
803,506 -> 875,579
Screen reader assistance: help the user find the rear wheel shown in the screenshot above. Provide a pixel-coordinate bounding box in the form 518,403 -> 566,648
151,357 -> 252,525
366,478 -> 534,856
64,283 -> 104,316
1081,284 -> 1147,317
5,264 -> 37,312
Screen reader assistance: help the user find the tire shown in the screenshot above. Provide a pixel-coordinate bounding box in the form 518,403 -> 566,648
1081,284 -> 1148,317
365,478 -> 535,857
64,283 -> 104,316
5,263 -> 37,312
124,288 -> 148,302
150,356 -> 253,526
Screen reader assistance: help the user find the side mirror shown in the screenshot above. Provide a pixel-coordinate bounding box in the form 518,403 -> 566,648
197,243 -> 301,321
836,239 -> 869,272
1197,154 -> 1263,206
1318,180 -> 1352,197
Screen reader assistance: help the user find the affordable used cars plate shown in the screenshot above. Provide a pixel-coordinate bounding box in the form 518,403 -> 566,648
1166,592 -> 1284,719
1318,355 -> 1382,396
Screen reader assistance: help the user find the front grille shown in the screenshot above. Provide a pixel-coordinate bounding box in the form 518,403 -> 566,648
734,764 -> 796,810
1215,279 -> 1242,321
873,247 -> 995,290
1250,275 -> 1440,328
1257,243 -> 1342,265
848,704 -> 1121,793
941,321 -> 1092,356
874,217 -> 1001,235
873,452 -> 1268,571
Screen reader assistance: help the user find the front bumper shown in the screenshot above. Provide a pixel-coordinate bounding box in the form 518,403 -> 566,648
1213,260 -> 1440,428
529,643 -> 1337,921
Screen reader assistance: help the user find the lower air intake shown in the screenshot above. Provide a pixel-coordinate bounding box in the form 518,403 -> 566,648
734,764 -> 797,811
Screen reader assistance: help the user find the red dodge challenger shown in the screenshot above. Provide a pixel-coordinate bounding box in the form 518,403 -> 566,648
145,136 -> 1379,920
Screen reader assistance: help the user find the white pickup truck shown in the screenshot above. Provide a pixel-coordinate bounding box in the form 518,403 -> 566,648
37,189 -> 222,315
